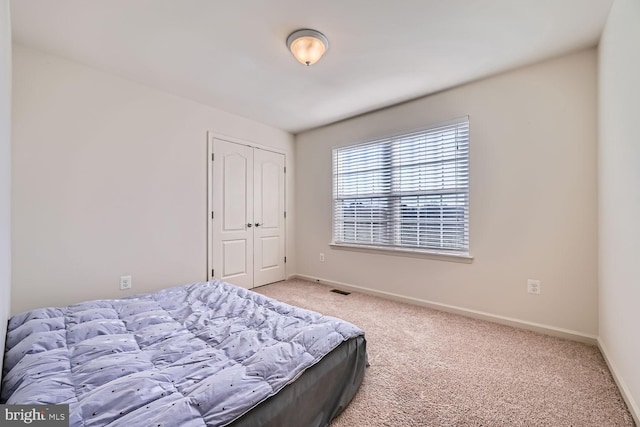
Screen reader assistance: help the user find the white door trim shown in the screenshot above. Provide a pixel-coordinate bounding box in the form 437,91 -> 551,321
208,132 -> 286,156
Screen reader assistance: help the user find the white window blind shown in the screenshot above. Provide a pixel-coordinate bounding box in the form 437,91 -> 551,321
332,117 -> 469,254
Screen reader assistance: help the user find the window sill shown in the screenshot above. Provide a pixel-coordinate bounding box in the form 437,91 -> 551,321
329,243 -> 474,264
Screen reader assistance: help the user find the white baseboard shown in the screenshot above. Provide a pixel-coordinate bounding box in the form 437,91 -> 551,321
598,339 -> 640,425
291,274 -> 598,345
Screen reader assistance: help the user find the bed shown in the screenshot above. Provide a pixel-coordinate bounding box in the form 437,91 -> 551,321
1,280 -> 367,426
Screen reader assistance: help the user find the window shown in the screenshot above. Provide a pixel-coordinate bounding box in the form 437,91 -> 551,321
332,117 -> 469,256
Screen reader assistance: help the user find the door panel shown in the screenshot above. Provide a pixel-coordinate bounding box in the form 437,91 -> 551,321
253,148 -> 286,287
260,161 -> 280,228
223,154 -> 249,231
212,139 -> 254,289
222,240 -> 248,277
260,236 -> 280,269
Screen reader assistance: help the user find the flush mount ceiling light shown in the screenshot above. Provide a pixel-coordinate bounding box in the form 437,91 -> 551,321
286,29 -> 329,66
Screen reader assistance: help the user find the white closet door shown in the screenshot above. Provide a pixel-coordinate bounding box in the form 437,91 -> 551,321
212,139 -> 254,289
210,138 -> 286,289
253,148 -> 286,287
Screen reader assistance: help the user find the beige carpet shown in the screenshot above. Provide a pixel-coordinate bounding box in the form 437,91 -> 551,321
254,279 -> 635,427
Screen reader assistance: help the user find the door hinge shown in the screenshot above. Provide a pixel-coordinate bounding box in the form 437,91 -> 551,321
211,269 -> 214,277
211,211 -> 214,219
284,211 -> 287,219
284,166 -> 286,174
211,153 -> 214,161
284,257 -> 287,263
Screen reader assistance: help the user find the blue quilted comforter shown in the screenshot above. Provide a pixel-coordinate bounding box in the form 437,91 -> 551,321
1,280 -> 364,426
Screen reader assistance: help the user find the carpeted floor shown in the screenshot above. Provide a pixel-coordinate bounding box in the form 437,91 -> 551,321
254,279 -> 635,427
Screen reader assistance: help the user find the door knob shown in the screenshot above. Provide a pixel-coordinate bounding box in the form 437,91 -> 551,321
247,223 -> 252,228
255,223 -> 261,227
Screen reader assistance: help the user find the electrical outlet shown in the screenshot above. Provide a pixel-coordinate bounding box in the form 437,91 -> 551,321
319,253 -> 325,262
527,279 -> 541,295
120,275 -> 132,290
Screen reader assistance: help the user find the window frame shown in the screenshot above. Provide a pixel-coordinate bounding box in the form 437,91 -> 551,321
331,117 -> 472,261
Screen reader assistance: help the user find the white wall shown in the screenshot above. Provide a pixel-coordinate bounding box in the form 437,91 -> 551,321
11,45 -> 295,314
598,0 -> 640,421
0,0 -> 12,374
296,50 -> 598,337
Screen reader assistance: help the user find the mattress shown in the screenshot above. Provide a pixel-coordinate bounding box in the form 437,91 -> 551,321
1,280 -> 366,426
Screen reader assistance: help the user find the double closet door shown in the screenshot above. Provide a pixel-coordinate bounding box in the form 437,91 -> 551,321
210,138 -> 286,289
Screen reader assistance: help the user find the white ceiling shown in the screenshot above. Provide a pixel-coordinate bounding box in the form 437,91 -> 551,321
11,0 -> 613,134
